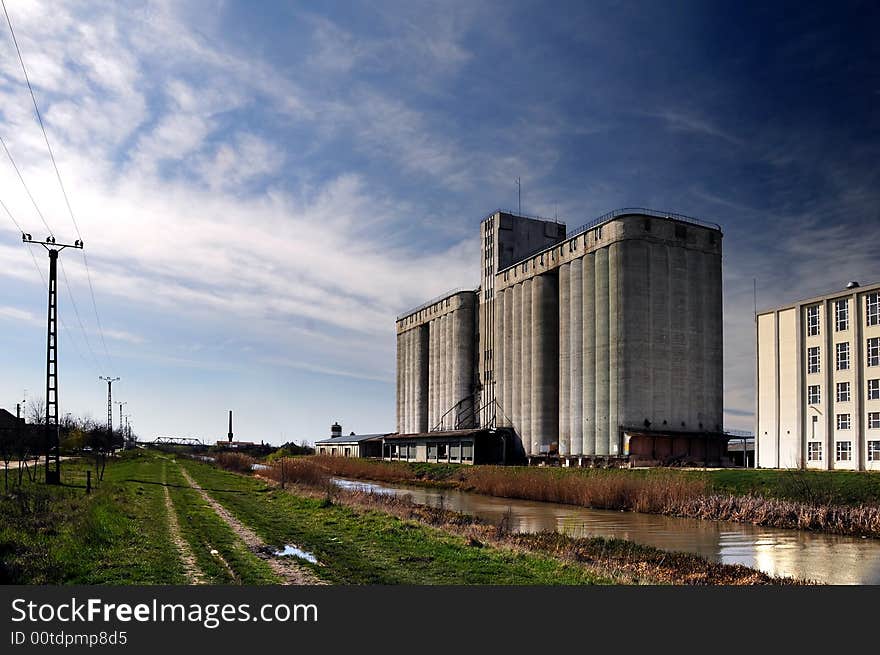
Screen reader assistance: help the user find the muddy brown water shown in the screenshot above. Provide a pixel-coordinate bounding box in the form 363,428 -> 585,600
332,478 -> 880,584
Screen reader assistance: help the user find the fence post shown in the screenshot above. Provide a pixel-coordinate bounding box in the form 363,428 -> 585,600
86,470 -> 91,495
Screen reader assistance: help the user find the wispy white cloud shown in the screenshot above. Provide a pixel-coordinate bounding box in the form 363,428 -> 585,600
643,109 -> 745,146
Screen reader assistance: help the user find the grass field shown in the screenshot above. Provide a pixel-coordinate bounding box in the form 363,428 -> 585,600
2,450 -> 622,585
0,452 -> 183,584
178,457 -> 611,584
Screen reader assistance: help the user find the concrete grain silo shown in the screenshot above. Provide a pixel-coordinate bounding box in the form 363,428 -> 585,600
394,208 -> 725,467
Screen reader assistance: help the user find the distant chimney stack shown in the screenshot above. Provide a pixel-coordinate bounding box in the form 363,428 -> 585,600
331,422 -> 342,439
228,410 -> 233,443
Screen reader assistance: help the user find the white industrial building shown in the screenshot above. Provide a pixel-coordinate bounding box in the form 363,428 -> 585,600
756,281 -> 880,470
396,208 -> 726,466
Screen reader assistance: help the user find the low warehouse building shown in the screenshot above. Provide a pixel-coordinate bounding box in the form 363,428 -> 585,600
315,433 -> 386,458
382,428 -> 515,465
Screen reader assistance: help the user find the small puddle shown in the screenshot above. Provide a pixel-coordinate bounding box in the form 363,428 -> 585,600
274,544 -> 318,564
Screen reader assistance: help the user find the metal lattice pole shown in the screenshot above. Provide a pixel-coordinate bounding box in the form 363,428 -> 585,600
100,377 -> 120,446
23,234 -> 83,484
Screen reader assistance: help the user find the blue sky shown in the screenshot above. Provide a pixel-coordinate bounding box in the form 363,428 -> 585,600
0,0 -> 877,444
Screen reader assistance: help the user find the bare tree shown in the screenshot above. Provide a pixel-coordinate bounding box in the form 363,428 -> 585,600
27,397 -> 46,425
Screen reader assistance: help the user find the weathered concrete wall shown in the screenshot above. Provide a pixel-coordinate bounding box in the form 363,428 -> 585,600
452,299 -> 475,427
414,325 -> 429,433
493,289 -> 505,427
521,278 -> 533,454
494,213 -> 723,455
558,262 -> 571,455
502,286 -> 514,427
594,247 -> 610,454
479,212 -> 567,432
396,331 -> 404,434
397,290 -> 477,434
511,282 -> 522,442
581,252 -> 596,454
531,273 -> 559,454
569,259 -> 583,453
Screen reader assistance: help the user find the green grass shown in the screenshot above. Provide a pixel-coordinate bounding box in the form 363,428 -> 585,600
162,461 -> 278,584
0,451 -> 184,584
180,458 -> 611,584
697,468 -> 880,506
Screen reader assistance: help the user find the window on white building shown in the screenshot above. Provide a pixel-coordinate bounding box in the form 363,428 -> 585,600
808,442 -> 823,461
835,299 -> 849,332
869,379 -> 880,401
868,337 -> 880,367
869,441 -> 880,462
837,381 -> 851,402
836,441 -> 852,461
808,385 -> 821,405
808,346 -> 821,374
836,342 -> 850,370
870,412 -> 880,430
868,292 -> 880,327
806,305 -> 821,336
837,414 -> 851,430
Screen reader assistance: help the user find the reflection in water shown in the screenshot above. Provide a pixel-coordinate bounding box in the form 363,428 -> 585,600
275,544 -> 318,564
333,478 -> 880,585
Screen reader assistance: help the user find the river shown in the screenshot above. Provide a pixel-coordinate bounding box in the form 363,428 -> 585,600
333,477 -> 880,584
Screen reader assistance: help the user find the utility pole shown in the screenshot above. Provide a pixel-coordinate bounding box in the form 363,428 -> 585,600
115,401 -> 127,448
23,233 -> 83,484
99,376 -> 120,449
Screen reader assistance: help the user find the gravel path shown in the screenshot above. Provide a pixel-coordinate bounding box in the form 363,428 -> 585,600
178,466 -> 326,585
161,465 -> 207,585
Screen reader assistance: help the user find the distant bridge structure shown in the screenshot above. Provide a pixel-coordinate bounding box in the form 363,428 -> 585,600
149,436 -> 206,447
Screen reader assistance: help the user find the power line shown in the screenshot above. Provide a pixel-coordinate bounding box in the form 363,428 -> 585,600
1,0 -> 114,372
58,258 -> 105,373
0,135 -> 54,237
0,136 -> 106,373
0,195 -> 24,234
2,0 -> 79,237
0,194 -> 101,376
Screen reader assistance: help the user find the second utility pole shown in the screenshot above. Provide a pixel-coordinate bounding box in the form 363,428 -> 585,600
100,376 -> 119,448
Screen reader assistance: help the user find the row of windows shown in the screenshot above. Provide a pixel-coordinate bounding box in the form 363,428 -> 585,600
807,410 -> 880,430
805,292 -> 880,336
807,338 -> 880,373
808,380 -> 880,405
808,441 -> 880,462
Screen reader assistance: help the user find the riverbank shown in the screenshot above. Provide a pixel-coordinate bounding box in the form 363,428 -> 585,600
237,457 -> 802,584
288,456 -> 880,538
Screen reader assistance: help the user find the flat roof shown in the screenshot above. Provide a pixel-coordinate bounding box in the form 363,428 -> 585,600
396,287 -> 477,322
497,207 -> 721,275
315,433 -> 389,445
384,427 -> 513,440
757,280 -> 880,315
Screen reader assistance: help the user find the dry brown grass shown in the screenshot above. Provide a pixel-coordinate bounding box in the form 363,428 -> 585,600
262,458 -> 331,488
308,456 -> 880,537
214,452 -> 255,473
